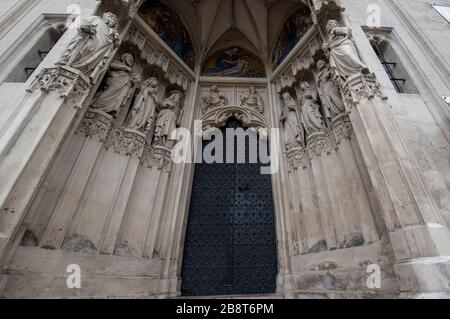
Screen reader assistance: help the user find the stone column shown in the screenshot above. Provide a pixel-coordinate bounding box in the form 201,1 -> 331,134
342,72 -> 450,296
39,109 -> 113,250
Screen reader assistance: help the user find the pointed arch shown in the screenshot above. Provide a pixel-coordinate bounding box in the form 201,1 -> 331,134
138,0 -> 196,70
271,5 -> 313,69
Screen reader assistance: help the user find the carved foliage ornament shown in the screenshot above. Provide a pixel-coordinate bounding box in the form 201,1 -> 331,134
141,144 -> 172,171
341,72 -> 385,111
27,66 -> 91,107
76,109 -> 113,142
104,127 -> 146,158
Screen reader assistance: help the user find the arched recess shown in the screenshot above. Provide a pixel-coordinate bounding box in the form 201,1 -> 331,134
138,0 -> 196,70
271,5 -> 313,69
181,105 -> 277,296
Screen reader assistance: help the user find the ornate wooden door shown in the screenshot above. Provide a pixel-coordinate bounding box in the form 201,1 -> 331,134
181,119 -> 277,296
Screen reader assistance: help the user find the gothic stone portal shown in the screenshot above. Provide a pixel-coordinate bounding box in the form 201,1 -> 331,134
181,119 -> 277,296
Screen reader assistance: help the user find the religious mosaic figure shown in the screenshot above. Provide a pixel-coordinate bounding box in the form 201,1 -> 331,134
280,92 -> 305,149
240,87 -> 264,113
139,1 -> 195,69
299,82 -> 326,136
203,47 -> 266,78
201,85 -> 228,113
57,12 -> 121,83
127,77 -> 160,132
154,90 -> 184,147
324,20 -> 369,79
91,53 -> 140,115
316,60 -> 346,119
272,7 -> 313,68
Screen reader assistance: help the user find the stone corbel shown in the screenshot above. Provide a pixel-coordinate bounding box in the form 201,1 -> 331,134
340,72 -> 386,112
331,113 -> 354,144
307,131 -> 336,159
141,144 -> 173,171
104,127 -> 147,158
286,147 -> 309,172
27,66 -> 91,108
76,108 -> 114,142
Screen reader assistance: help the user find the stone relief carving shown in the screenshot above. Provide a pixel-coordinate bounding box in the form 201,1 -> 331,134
316,59 -> 346,119
280,92 -> 305,150
154,90 -> 184,147
307,131 -> 336,159
91,53 -> 140,116
240,87 -> 264,113
57,12 -> 121,84
298,81 -> 326,137
341,72 -> 385,111
332,114 -> 354,143
126,77 -> 160,132
323,20 -> 369,80
201,85 -> 228,114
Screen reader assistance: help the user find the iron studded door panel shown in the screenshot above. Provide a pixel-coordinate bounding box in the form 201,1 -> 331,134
181,119 -> 277,296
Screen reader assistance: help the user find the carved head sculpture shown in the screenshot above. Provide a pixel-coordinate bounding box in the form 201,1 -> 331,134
249,86 -> 256,94
167,90 -> 184,106
317,59 -> 327,71
326,19 -> 339,34
299,81 -> 311,90
282,92 -> 295,108
121,53 -> 135,67
211,85 -> 219,93
103,12 -> 118,28
144,77 -> 159,89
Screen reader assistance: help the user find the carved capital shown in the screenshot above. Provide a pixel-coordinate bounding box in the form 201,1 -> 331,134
76,108 -> 113,142
286,147 -> 309,171
104,128 -> 146,158
332,114 -> 354,143
141,145 -> 172,171
307,131 -> 336,159
341,72 -> 385,111
27,66 -> 91,107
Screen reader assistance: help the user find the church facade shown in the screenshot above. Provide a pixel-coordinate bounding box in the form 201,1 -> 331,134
0,0 -> 449,298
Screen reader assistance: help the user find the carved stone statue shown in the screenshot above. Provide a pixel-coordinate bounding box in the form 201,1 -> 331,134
240,86 -> 264,113
154,90 -> 184,147
324,20 -> 369,79
57,12 -> 121,83
201,85 -> 228,113
316,59 -> 346,119
299,81 -> 326,136
280,92 -> 305,149
127,77 -> 160,132
91,53 -> 140,115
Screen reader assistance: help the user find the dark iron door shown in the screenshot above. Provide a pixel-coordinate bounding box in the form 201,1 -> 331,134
181,119 -> 277,296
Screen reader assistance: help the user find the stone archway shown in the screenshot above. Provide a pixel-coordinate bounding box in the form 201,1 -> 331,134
181,113 -> 277,296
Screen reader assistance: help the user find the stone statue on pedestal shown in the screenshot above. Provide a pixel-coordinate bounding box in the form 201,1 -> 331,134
57,12 -> 121,83
127,77 -> 160,132
154,90 -> 184,147
316,59 -> 346,119
280,92 -> 305,149
240,86 -> 264,113
299,81 -> 326,136
91,53 -> 140,115
324,19 -> 369,79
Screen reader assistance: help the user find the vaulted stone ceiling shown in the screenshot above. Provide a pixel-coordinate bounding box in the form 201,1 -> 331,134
156,0 -> 310,64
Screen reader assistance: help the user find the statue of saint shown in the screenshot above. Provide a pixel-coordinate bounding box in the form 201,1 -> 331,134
299,81 -> 326,136
127,77 -> 160,132
316,59 -> 346,119
91,53 -> 140,115
324,20 -> 369,79
240,86 -> 264,113
154,90 -> 184,147
57,12 -> 121,83
280,92 -> 304,149
201,85 -> 228,113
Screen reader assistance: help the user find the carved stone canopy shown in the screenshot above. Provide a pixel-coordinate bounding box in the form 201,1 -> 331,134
197,105 -> 269,133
